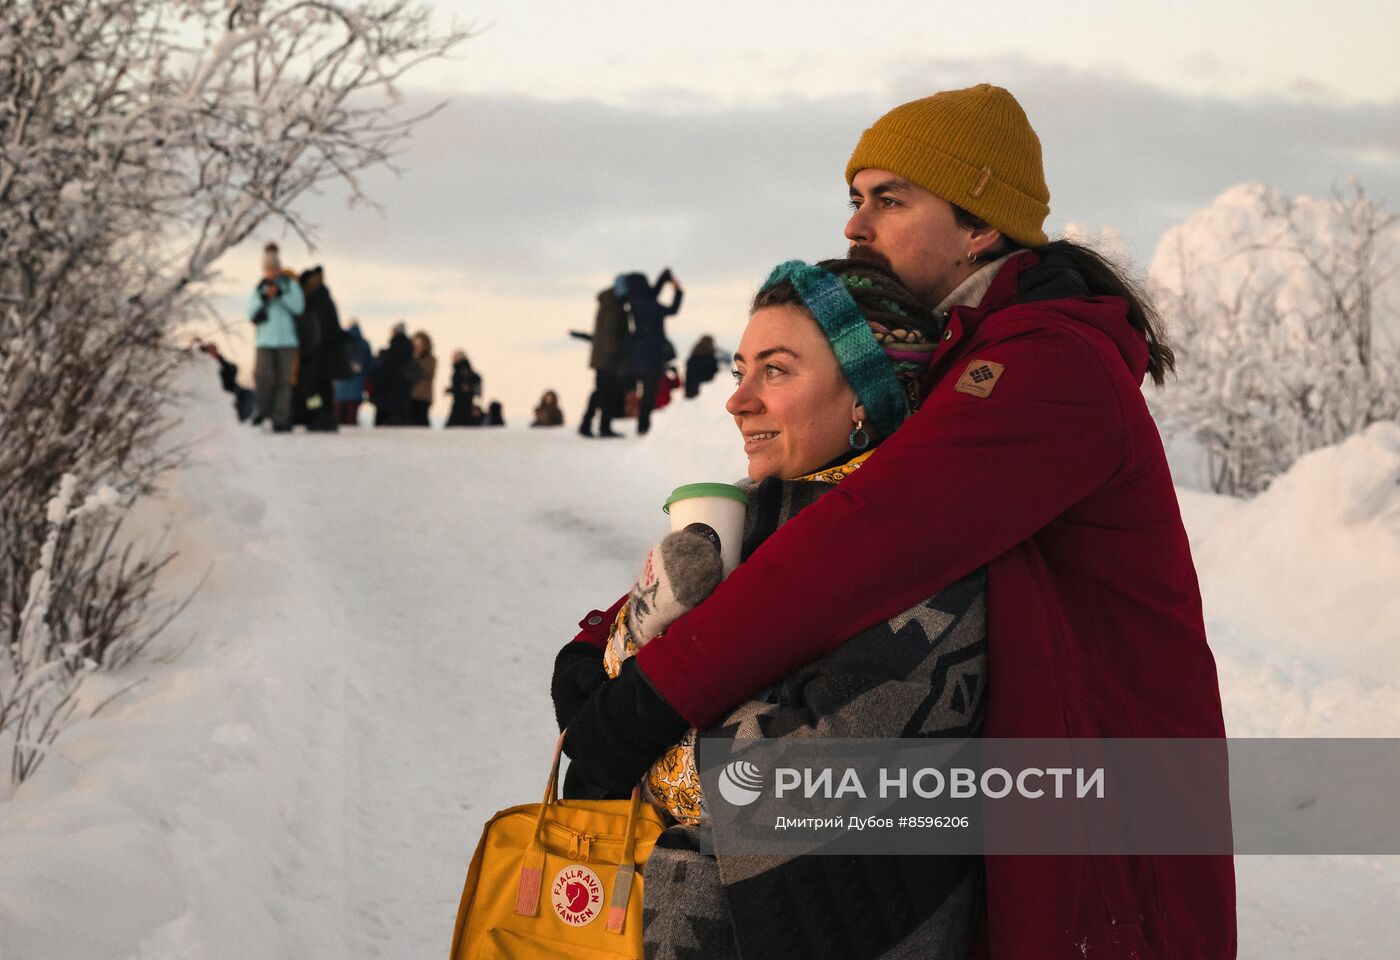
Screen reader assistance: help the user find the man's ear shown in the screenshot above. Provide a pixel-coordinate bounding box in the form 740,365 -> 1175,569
969,226 -> 1003,260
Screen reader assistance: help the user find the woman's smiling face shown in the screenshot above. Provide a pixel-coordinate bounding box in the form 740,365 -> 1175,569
726,304 -> 864,482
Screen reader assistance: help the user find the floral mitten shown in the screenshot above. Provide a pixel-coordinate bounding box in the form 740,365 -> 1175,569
604,529 -> 723,678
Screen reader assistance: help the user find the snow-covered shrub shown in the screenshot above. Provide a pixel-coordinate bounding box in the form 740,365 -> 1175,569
1150,182 -> 1400,496
0,0 -> 462,784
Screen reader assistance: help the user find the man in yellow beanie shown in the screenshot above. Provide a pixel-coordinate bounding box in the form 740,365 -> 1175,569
844,84 -> 1048,304
560,85 -> 1235,960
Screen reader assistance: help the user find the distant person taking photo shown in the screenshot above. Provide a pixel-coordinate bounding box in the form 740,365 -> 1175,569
247,242 -> 304,433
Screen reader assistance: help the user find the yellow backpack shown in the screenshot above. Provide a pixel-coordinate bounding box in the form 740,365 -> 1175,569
449,735 -> 666,959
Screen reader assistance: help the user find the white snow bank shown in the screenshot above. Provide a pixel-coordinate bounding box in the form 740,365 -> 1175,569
1180,422 -> 1400,736
0,372 -> 352,959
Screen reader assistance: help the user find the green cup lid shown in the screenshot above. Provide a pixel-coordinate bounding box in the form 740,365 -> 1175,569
663,482 -> 749,514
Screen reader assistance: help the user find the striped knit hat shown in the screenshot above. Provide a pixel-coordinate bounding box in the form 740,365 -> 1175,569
846,84 -> 1050,246
759,261 -> 919,437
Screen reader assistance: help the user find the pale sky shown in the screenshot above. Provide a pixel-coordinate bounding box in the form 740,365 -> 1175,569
204,1 -> 1400,424
419,0 -> 1400,107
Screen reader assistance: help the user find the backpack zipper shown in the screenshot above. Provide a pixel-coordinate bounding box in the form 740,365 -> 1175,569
549,823 -> 624,863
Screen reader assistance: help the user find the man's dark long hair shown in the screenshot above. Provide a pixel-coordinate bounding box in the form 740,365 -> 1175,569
954,206 -> 1176,386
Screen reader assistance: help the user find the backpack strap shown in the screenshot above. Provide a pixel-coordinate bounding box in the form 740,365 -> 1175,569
605,786 -> 643,934
513,734 -> 566,916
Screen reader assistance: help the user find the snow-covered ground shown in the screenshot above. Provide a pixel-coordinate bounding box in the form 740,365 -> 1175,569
2,368 -> 1398,958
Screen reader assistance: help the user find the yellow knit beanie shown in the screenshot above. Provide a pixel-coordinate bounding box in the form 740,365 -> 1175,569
846,84 -> 1050,246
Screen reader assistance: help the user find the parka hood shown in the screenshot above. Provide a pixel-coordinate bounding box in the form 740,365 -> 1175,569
982,249 -> 1152,384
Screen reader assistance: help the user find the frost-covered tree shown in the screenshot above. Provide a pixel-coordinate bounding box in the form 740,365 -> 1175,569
0,0 -> 462,784
1150,182 -> 1400,496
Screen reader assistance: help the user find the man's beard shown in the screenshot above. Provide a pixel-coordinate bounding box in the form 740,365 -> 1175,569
847,244 -> 894,273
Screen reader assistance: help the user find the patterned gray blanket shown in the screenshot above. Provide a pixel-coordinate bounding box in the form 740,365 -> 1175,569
641,473 -> 988,960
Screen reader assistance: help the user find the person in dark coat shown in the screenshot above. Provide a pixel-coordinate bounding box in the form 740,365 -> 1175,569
371,322 -> 416,427
294,266 -> 345,432
445,349 -> 483,427
334,322 -> 374,426
684,335 -> 720,399
621,268 -> 683,435
571,285 -> 633,438
485,400 -> 504,426
197,341 -> 254,421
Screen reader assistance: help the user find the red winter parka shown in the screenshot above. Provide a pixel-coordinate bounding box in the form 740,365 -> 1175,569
570,249 -> 1236,958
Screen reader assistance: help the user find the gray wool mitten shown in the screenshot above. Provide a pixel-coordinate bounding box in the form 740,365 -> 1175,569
624,529 -> 723,646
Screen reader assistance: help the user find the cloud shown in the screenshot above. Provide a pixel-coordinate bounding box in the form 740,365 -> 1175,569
295,90 -> 869,299
293,59 -> 1399,285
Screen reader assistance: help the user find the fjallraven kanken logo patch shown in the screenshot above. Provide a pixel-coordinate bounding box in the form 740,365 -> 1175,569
954,359 -> 1005,398
551,865 -> 603,926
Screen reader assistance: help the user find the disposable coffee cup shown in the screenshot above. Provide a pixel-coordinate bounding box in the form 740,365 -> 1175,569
662,482 -> 749,579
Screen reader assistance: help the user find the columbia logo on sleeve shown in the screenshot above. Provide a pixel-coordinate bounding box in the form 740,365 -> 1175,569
954,360 -> 1005,398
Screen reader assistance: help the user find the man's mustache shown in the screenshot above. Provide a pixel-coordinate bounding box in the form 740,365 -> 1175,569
847,245 -> 894,273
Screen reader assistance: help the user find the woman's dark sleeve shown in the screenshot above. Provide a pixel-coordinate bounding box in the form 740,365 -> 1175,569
550,594 -> 626,731
552,641 -> 608,733
661,286 -> 683,317
561,657 -> 689,797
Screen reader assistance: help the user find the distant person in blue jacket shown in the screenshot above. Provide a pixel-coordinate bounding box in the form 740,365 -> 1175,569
621,268 -> 683,435
334,321 -> 374,426
247,242 -> 304,433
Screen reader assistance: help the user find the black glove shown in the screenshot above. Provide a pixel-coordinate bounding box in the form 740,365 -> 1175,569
562,758 -> 619,800
562,657 -> 689,798
251,306 -> 268,325
551,640 -> 608,733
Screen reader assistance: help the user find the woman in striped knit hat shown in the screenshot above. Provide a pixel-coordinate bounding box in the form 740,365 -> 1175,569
558,257 -> 989,960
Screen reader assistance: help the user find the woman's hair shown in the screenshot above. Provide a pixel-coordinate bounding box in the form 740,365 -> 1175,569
751,257 -> 940,340
412,330 -> 433,355
952,205 -> 1175,385
690,334 -> 716,358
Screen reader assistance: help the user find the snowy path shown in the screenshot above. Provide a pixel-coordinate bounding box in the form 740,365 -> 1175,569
240,427 -> 667,958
